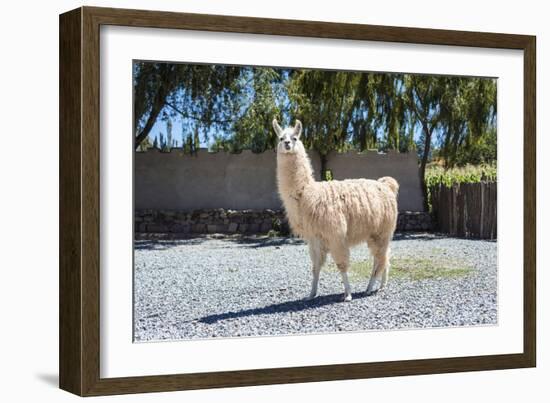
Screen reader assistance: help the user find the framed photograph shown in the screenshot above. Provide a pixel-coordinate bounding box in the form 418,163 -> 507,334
59,6 -> 536,396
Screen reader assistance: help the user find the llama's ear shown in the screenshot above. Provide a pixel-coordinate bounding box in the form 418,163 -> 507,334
294,120 -> 302,138
272,118 -> 283,136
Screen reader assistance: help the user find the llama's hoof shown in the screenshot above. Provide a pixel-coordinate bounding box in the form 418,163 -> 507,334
343,294 -> 352,302
366,288 -> 379,296
305,294 -> 318,301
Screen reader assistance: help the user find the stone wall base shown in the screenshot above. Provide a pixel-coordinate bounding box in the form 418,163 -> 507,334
135,209 -> 432,235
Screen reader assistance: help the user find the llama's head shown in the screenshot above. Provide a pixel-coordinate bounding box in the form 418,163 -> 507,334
273,119 -> 303,155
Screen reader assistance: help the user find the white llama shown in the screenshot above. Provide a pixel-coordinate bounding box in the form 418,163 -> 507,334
273,119 -> 399,302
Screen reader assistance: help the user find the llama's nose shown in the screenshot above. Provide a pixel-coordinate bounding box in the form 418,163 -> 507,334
284,140 -> 291,146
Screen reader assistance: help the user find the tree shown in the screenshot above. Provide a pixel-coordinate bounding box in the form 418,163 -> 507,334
371,74 -> 408,151
133,62 -> 242,149
164,119 -> 173,151
405,75 -> 445,209
137,136 -> 153,152
212,67 -> 288,152
437,77 -> 497,168
288,70 -> 364,179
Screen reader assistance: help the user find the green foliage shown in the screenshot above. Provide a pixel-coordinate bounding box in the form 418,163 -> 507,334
286,71 -> 419,155
137,136 -> 153,151
425,163 -> 497,188
216,68 -> 286,152
288,70 -> 359,155
271,217 -> 290,236
424,162 -> 496,213
450,127 -> 497,166
435,77 -> 497,168
266,229 -> 280,238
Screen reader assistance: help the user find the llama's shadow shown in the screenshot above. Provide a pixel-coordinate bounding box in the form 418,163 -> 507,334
134,237 -> 209,251
229,236 -> 304,249
393,232 -> 442,241
198,291 -> 371,324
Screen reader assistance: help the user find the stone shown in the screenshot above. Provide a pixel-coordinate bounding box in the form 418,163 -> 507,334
248,223 -> 260,233
170,224 -> 188,233
217,224 -> 228,232
192,223 -> 206,233
147,224 -> 167,233
134,208 -> 431,236
260,222 -> 272,233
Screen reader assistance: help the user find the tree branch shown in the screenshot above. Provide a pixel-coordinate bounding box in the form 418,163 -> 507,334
165,101 -> 234,125
135,97 -> 164,149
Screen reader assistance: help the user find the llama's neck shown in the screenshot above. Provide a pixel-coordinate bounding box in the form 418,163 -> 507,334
276,146 -> 315,201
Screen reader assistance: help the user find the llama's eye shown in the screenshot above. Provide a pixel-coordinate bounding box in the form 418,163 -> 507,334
292,137 -> 297,141
279,137 -> 283,141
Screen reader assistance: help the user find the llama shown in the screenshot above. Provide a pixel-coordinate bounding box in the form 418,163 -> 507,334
273,119 -> 399,302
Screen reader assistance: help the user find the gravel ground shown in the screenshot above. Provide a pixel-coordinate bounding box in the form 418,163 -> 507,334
134,233 -> 497,342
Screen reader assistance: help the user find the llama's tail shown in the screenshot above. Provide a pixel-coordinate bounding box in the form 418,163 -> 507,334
378,176 -> 399,196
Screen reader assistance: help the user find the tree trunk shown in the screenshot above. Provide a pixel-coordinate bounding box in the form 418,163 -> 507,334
134,101 -> 164,149
419,123 -> 433,211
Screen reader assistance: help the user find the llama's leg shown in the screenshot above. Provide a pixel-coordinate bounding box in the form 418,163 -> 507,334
330,243 -> 352,302
367,240 -> 390,295
368,256 -> 379,284
306,238 -> 326,300
381,260 -> 391,289
339,270 -> 352,302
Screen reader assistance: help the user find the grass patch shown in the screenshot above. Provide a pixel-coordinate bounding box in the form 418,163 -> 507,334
390,257 -> 473,280
328,256 -> 473,281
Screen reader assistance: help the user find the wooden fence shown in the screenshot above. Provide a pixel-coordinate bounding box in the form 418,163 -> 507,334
429,182 -> 497,239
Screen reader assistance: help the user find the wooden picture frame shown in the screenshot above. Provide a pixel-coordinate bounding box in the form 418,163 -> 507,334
59,6 -> 536,396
